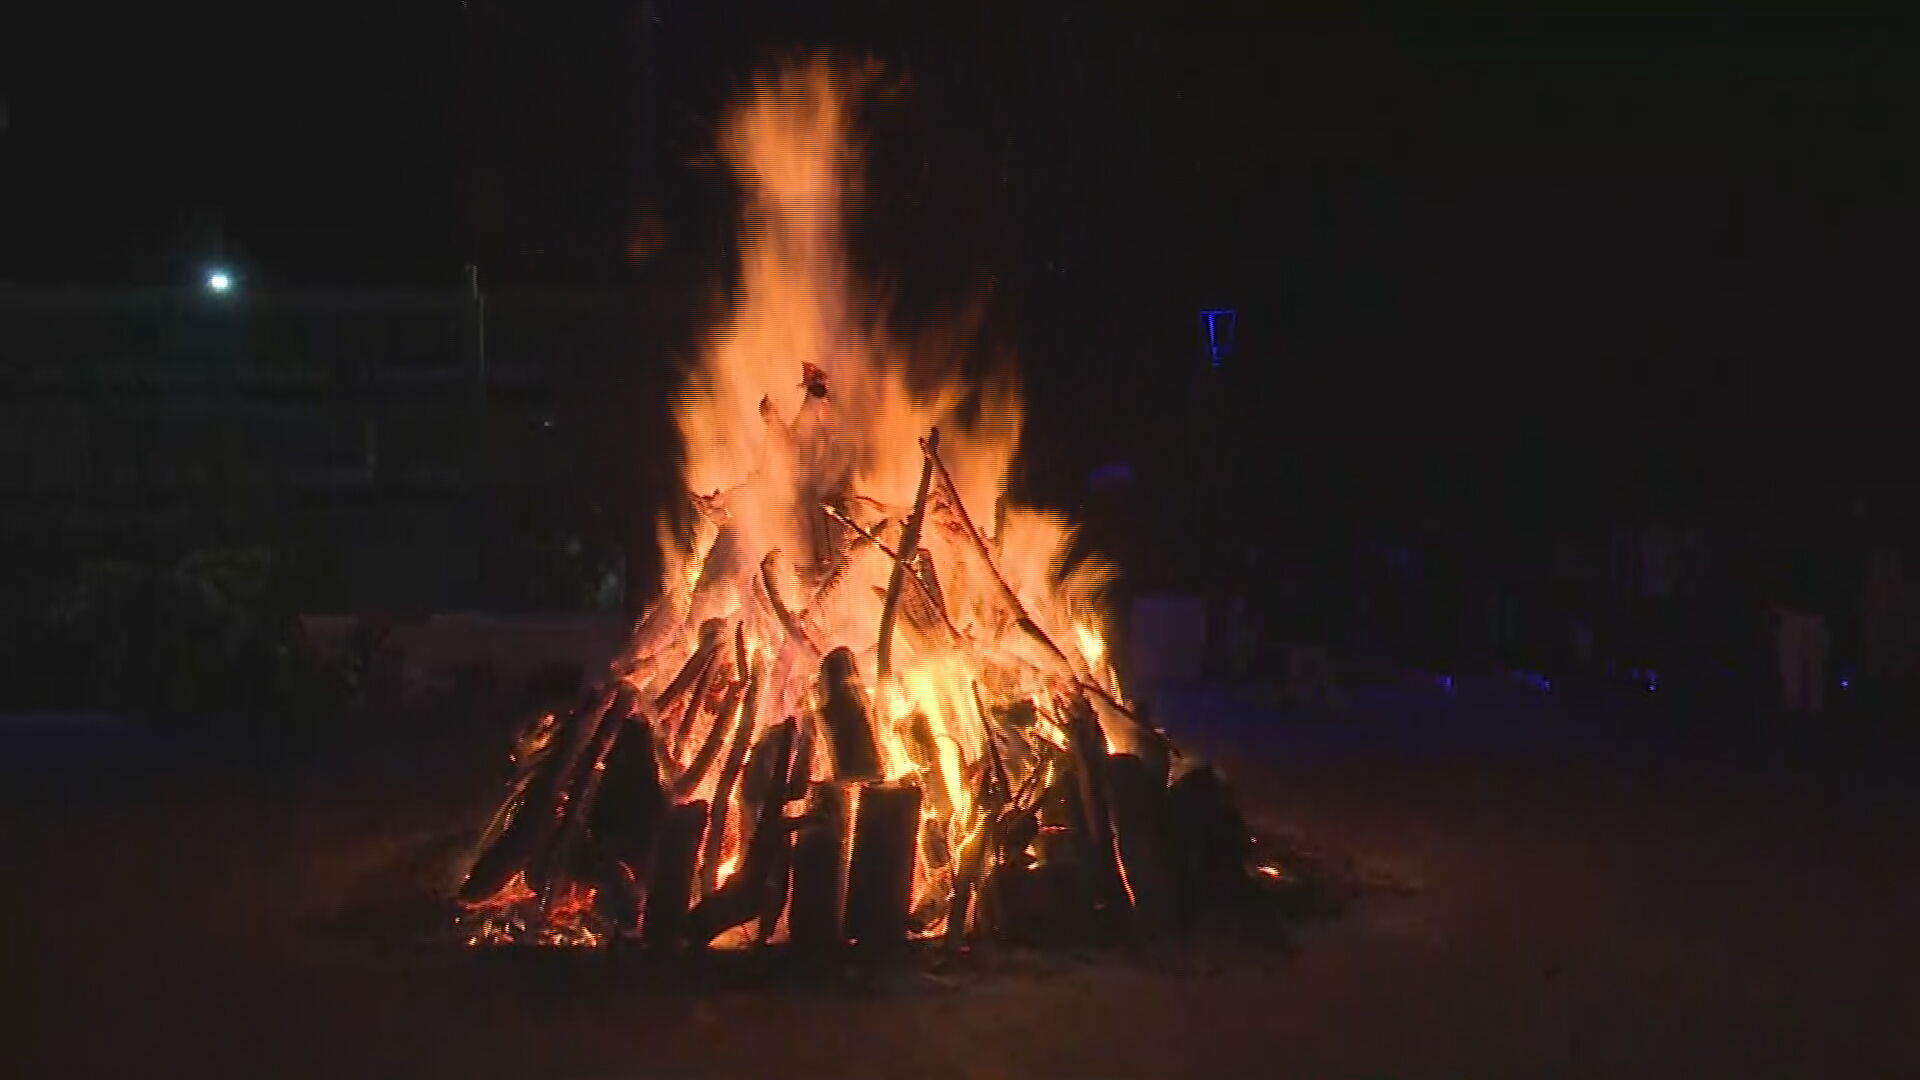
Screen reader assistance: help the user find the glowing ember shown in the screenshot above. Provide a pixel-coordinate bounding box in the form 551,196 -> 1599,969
454,57 -> 1252,954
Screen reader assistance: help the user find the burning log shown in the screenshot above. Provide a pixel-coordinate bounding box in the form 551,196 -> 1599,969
817,646 -> 884,783
659,618 -> 727,726
943,732 -> 1017,948
685,722 -> 802,947
877,427 -> 940,684
901,712 -> 953,820
672,673 -> 749,802
942,806 -> 992,948
679,718 -> 798,945
459,687 -> 621,905
788,782 -> 851,951
843,781 -> 924,949
698,659 -> 764,895
535,685 -> 638,908
641,800 -> 710,951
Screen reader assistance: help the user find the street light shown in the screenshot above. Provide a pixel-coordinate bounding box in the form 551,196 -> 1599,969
205,269 -> 234,294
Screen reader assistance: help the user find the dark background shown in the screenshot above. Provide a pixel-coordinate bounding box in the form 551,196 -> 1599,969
5,4 -> 1917,586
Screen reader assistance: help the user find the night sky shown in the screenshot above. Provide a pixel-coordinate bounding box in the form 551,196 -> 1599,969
7,5 -> 1918,517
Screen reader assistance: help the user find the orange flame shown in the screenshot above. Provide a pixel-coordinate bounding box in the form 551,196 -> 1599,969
471,57 -> 1129,949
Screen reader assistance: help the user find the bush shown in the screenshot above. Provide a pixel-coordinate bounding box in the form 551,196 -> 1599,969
38,547 -> 348,729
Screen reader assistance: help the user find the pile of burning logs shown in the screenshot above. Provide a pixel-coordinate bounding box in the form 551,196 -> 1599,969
454,429 -> 1276,954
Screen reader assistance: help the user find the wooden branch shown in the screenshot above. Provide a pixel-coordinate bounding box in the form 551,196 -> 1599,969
877,428 -> 941,684
828,503 -> 961,641
922,442 -> 1076,674
759,551 -> 824,657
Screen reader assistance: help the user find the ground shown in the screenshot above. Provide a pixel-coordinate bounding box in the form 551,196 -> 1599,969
7,680 -> 1918,1079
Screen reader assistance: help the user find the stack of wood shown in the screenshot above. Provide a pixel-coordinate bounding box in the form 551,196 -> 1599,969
455,426 -> 1269,954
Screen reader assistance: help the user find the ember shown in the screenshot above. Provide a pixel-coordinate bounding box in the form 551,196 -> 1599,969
456,57 -> 1268,954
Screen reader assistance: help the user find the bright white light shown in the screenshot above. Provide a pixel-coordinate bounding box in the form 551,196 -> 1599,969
205,270 -> 233,293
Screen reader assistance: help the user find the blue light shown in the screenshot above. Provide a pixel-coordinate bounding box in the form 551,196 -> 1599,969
205,268 -> 233,294
1200,308 -> 1237,367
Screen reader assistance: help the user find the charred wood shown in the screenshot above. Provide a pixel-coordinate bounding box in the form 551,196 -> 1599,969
536,687 -> 636,907
1104,753 -> 1175,934
1065,694 -> 1128,917
843,782 -> 924,950
1166,766 -> 1255,926
788,782 -> 852,951
588,713 -> 665,885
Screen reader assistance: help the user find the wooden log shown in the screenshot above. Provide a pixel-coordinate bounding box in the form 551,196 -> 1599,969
900,711 -> 952,820
1064,694 -> 1128,918
684,720 -> 801,947
740,717 -> 798,821
1165,765 -> 1254,925
787,782 -> 851,951
878,428 -> 941,685
671,675 -> 748,802
658,618 -> 726,719
535,687 -> 636,908
698,660 -> 763,895
818,646 -> 884,782
742,718 -> 800,943
843,782 -> 924,949
458,686 -> 618,904
1103,752 -> 1175,934
640,800 -> 710,951
587,715 -> 665,928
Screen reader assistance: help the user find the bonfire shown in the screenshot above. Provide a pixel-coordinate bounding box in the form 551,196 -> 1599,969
457,58 -> 1271,953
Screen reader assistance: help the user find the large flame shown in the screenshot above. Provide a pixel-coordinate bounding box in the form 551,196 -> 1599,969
467,58 -> 1134,949
639,58 -> 1122,940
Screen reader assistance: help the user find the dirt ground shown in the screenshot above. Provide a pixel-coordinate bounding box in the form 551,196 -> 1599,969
7,682 -> 1918,1079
